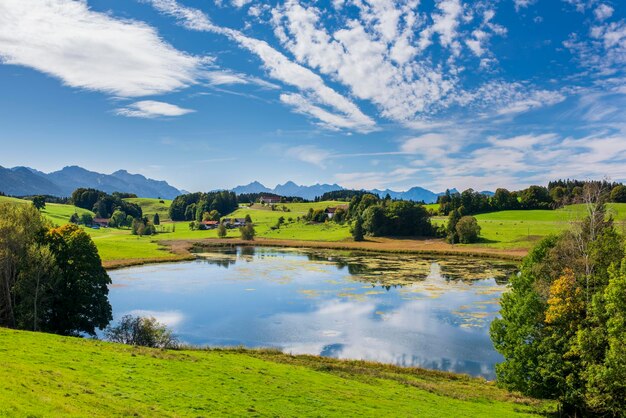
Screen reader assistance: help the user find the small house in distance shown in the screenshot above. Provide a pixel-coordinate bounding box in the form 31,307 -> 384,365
325,206 -> 348,219
259,195 -> 281,205
92,218 -> 110,228
222,218 -> 247,228
201,220 -> 219,230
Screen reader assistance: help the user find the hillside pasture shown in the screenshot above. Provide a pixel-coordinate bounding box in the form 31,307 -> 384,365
433,203 -> 626,250
124,197 -> 172,221
0,328 -> 555,417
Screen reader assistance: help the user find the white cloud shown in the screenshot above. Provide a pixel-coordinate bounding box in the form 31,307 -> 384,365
205,70 -> 278,89
594,4 -> 614,21
335,167 -> 419,189
149,0 -> 376,133
565,18 -> 626,76
513,0 -> 537,12
419,0 -> 464,56
285,145 -> 332,168
115,100 -> 195,118
0,0 -> 204,97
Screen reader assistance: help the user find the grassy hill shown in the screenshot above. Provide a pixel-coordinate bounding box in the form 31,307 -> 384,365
124,197 -> 172,221
5,195 -> 625,266
433,203 -> 626,249
0,328 -> 554,417
0,195 -> 94,225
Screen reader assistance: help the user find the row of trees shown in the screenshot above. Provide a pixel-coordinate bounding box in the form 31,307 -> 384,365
491,185 -> 626,415
0,204 -> 112,336
237,193 -> 306,204
169,191 -> 238,222
348,194 -> 434,238
438,181 -> 626,217
71,188 -> 142,219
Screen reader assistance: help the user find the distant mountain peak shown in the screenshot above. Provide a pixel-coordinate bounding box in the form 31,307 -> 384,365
0,165 -> 182,199
230,180 -> 446,202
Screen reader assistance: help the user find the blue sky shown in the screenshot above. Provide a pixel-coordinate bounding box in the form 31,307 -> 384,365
0,0 -> 625,192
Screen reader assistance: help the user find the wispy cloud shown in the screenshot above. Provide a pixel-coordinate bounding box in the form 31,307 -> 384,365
0,0 -> 205,97
285,145 -> 332,168
116,100 -> 195,118
148,0 -> 377,133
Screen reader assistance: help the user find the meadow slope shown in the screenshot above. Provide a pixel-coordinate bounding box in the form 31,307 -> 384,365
0,328 -> 554,417
5,196 -> 626,266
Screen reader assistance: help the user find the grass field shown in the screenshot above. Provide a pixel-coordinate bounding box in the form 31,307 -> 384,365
0,328 -> 554,417
124,197 -> 172,221
434,203 -> 626,250
5,195 -> 626,265
227,202 -> 351,241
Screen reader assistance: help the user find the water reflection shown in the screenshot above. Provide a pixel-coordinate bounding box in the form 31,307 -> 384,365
108,247 -> 515,379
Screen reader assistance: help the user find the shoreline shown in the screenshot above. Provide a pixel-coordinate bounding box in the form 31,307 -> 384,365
102,236 -> 527,270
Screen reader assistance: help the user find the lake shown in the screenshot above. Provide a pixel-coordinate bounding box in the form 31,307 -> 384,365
107,246 -> 516,379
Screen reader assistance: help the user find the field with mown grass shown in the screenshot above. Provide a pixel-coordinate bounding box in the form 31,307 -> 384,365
124,197 -> 172,221
6,195 -> 626,265
0,328 -> 555,417
433,203 -> 626,249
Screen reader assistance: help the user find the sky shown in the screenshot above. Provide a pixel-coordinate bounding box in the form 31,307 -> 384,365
0,0 -> 625,193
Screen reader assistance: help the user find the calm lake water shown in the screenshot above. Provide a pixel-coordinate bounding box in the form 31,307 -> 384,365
107,247 -> 516,379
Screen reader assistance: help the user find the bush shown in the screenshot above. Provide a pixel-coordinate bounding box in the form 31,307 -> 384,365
240,223 -> 255,240
80,213 -> 93,226
105,315 -> 178,349
455,216 -> 481,243
217,222 -> 227,238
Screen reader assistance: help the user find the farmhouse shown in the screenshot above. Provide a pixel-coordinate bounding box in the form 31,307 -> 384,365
92,218 -> 110,228
222,218 -> 247,228
325,206 -> 348,219
259,195 -> 281,205
201,220 -> 219,230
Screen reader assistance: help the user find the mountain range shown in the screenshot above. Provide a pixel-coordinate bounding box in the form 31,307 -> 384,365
0,164 -> 490,203
0,166 -> 182,199
230,181 -> 468,203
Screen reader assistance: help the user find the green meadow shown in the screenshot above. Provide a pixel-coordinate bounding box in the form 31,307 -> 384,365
5,195 -> 626,264
433,203 -> 626,250
125,197 -> 173,221
0,328 -> 554,417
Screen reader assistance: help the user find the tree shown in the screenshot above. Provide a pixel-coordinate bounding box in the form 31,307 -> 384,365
105,315 -> 178,349
44,224 -> 112,336
244,214 -> 252,223
80,213 -> 93,226
0,203 -> 51,328
455,216 -> 481,243
519,185 -> 552,209
610,185 -> 626,203
71,188 -> 105,211
490,188 -> 625,414
362,205 -> 386,236
153,213 -> 160,225
217,222 -> 227,238
32,196 -> 46,210
69,213 -> 79,224
240,223 -> 255,240
446,209 -> 462,243
110,210 -> 127,228
352,216 -> 364,241
581,260 -> 626,414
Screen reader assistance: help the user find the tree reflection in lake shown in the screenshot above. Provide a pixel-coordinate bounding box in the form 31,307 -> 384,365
108,246 -> 516,379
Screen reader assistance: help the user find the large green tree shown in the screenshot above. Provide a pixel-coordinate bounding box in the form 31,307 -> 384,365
490,190 -> 626,414
44,224 -> 112,335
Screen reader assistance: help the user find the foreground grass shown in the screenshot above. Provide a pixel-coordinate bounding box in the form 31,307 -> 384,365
0,328 -> 554,417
